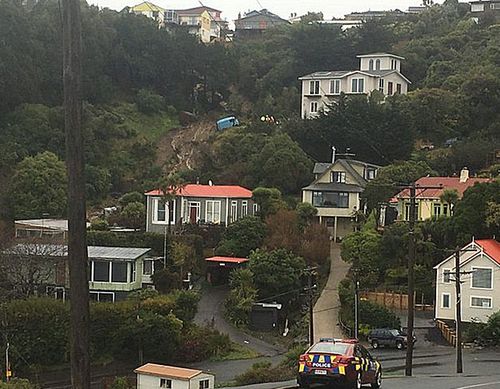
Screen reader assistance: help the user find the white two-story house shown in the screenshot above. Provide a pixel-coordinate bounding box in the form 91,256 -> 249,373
299,53 -> 411,118
302,150 -> 380,241
434,239 -> 500,323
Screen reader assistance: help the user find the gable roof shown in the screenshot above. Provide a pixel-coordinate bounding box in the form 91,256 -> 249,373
309,158 -> 381,189
145,184 -> 252,199
395,176 -> 491,200
130,1 -> 164,12
237,9 -> 287,22
434,239 -> 500,270
134,363 -> 204,380
313,163 -> 332,175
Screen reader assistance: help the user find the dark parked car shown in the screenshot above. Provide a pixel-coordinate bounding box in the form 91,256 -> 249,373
367,329 -> 416,350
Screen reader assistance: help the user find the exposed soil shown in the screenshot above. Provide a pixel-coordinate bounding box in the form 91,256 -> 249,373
156,119 -> 216,172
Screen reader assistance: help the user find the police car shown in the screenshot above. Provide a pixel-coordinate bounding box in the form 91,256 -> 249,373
297,338 -> 382,389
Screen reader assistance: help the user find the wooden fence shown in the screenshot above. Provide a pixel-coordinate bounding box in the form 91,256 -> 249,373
436,319 -> 456,346
360,291 -> 434,312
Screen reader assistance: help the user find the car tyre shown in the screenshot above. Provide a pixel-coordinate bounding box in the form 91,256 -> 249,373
350,372 -> 362,389
371,340 -> 379,349
396,340 -> 404,350
297,377 -> 309,389
371,371 -> 382,389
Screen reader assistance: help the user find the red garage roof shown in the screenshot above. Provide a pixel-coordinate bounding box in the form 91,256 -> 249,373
395,176 -> 491,199
145,184 -> 252,199
205,256 -> 249,264
476,239 -> 500,265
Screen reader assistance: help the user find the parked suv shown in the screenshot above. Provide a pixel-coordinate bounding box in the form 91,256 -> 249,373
367,329 -> 415,350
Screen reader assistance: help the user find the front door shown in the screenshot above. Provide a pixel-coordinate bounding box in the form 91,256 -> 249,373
188,202 -> 200,224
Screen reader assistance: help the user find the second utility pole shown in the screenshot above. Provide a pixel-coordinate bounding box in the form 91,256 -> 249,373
405,182 -> 416,377
455,248 -> 463,374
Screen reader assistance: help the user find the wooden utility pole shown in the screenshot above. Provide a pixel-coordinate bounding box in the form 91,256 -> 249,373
405,182 -> 416,377
63,0 -> 90,386
455,248 -> 463,374
354,280 -> 360,339
308,269 -> 314,346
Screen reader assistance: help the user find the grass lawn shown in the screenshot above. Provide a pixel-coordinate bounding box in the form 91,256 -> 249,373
211,342 -> 261,362
111,102 -> 179,141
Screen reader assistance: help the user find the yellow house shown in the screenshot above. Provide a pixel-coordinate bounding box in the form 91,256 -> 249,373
129,1 -> 165,26
394,168 -> 491,221
302,150 -> 380,240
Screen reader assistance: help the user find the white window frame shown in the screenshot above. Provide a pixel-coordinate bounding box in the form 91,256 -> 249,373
310,101 -> 319,113
309,80 -> 320,95
434,203 -> 442,218
89,291 -> 115,302
199,379 -> 210,389
230,200 -> 238,222
396,83 -> 402,94
471,267 -> 493,290
378,78 -> 384,93
330,79 -> 341,95
205,200 -> 222,224
375,59 -> 381,70
441,293 -> 451,309
188,201 -> 201,223
443,268 -> 452,283
351,78 -> 365,93
470,296 -> 493,309
331,171 -> 346,183
152,198 -> 176,225
253,203 -> 258,214
242,200 -> 248,216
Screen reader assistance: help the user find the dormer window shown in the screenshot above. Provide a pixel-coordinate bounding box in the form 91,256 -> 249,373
369,59 -> 374,71
365,168 -> 376,180
375,59 -> 381,70
331,171 -> 346,183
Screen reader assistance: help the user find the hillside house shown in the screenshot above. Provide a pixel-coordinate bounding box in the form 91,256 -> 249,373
1,244 -> 151,301
129,1 -> 165,26
135,364 -> 215,389
299,52 -> 411,119
434,239 -> 500,323
234,9 -> 289,39
145,184 -> 256,233
170,6 -> 226,42
394,168 -> 491,221
302,149 -> 380,240
470,0 -> 500,20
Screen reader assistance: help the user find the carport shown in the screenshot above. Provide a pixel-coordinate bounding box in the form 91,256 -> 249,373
205,256 -> 248,285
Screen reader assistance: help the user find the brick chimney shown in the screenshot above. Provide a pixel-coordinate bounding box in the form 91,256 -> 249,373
459,167 -> 469,183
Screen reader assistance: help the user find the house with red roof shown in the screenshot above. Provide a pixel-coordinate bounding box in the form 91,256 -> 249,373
434,239 -> 500,323
145,183 -> 256,233
394,168 -> 491,221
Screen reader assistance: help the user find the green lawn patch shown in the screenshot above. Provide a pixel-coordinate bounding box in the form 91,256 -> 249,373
210,342 -> 260,362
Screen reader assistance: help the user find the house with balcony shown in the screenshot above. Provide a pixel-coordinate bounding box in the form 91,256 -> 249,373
434,239 -> 500,323
393,168 -> 491,221
299,53 -> 411,119
1,244 -> 151,302
167,6 -> 227,42
302,149 -> 380,241
145,183 -> 256,233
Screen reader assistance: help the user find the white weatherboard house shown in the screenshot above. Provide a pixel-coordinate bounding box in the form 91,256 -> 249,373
299,52 -> 411,118
434,239 -> 500,323
135,363 -> 215,389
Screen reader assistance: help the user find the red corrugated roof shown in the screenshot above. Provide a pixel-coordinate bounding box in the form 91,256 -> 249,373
145,184 -> 252,199
205,256 -> 249,264
476,239 -> 500,265
395,176 -> 491,199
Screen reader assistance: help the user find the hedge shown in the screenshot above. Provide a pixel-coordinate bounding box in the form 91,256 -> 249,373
0,291 -> 209,372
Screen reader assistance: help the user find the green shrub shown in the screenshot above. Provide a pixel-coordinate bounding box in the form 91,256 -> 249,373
0,379 -> 38,389
234,360 -> 294,386
118,191 -> 144,207
479,310 -> 500,346
152,268 -> 182,293
136,89 -> 165,114
177,326 -> 231,362
107,377 -> 134,389
90,218 -> 109,231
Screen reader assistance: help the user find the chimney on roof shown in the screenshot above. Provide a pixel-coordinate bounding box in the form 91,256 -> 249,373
459,167 -> 469,183
331,146 -> 336,163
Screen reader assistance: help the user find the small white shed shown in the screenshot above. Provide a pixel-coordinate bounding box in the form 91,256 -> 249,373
135,363 -> 215,389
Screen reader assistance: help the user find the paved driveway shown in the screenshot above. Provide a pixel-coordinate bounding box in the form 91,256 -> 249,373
313,243 -> 350,341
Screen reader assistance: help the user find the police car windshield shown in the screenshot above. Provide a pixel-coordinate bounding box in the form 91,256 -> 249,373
309,342 -> 350,355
